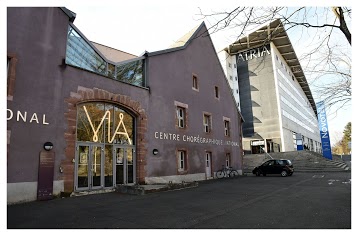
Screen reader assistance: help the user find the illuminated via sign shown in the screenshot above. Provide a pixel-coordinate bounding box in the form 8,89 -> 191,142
83,106 -> 132,144
235,45 -> 271,63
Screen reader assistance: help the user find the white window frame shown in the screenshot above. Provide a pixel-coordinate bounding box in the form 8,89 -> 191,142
192,74 -> 199,91
206,152 -> 211,168
223,117 -> 231,137
178,150 -> 186,171
177,107 -> 185,128
174,101 -> 188,129
224,120 -> 230,136
226,153 -> 230,168
203,114 -> 211,133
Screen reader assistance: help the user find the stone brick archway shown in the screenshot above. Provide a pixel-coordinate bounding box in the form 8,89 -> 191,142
62,86 -> 147,193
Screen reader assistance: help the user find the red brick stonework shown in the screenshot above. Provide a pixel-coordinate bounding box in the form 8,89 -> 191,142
62,86 -> 148,194
7,52 -> 18,101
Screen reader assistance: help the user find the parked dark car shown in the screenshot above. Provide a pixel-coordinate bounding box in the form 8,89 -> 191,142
252,159 -> 294,177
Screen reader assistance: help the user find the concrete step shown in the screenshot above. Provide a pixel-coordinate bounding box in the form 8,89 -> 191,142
294,169 -> 350,172
116,181 -> 199,195
243,150 -> 351,173
70,188 -> 116,197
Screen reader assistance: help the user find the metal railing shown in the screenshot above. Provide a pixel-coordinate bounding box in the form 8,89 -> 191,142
260,146 -> 273,159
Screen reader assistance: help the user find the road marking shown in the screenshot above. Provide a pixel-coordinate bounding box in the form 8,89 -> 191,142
342,179 -> 351,184
312,175 -> 325,178
328,179 -> 339,185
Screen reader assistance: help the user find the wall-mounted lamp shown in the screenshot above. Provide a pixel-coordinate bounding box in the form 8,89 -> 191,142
43,142 -> 53,151
153,149 -> 159,155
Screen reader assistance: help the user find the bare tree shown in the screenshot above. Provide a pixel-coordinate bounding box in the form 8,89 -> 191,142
198,6 -> 351,113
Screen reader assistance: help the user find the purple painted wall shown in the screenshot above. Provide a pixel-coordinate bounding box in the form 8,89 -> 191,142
145,25 -> 243,177
7,7 -> 150,184
7,7 -> 243,195
7,7 -> 70,183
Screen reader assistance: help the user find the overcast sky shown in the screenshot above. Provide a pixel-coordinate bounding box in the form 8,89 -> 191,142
64,1 -> 242,56
2,0 -> 353,142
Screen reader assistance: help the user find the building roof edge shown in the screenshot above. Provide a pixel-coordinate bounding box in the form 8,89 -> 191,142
60,7 -> 76,23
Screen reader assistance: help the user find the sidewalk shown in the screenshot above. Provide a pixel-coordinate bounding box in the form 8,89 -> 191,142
55,181 -> 200,198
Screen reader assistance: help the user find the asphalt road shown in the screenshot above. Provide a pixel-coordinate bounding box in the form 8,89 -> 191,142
7,172 -> 351,229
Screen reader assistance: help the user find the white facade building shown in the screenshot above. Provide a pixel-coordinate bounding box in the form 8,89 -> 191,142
219,19 -> 322,154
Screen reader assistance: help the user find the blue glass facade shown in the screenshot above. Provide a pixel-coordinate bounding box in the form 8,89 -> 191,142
66,25 -> 145,87
66,26 -> 107,75
116,60 -> 144,87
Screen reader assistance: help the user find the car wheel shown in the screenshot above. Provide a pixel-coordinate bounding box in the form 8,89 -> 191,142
281,170 -> 288,177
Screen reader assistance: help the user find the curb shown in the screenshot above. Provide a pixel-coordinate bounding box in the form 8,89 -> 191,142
116,181 -> 199,195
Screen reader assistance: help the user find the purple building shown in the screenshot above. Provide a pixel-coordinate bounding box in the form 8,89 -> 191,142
7,7 -> 244,204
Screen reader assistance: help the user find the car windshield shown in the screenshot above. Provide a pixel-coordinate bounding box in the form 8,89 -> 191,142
280,160 -> 292,165
277,160 -> 284,165
262,160 -> 273,166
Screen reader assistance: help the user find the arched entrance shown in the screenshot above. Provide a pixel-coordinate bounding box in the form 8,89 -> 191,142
74,102 -> 136,191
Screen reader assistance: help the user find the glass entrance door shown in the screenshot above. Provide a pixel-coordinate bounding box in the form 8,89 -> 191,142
91,145 -> 103,189
205,152 -> 212,178
115,147 -> 124,185
104,145 -> 114,187
77,145 -> 90,189
127,147 -> 134,184
76,144 -> 135,191
114,146 -> 136,185
76,144 -> 104,191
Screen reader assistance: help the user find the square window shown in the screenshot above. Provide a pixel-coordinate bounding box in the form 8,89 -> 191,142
230,75 -> 233,80
192,74 -> 199,90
